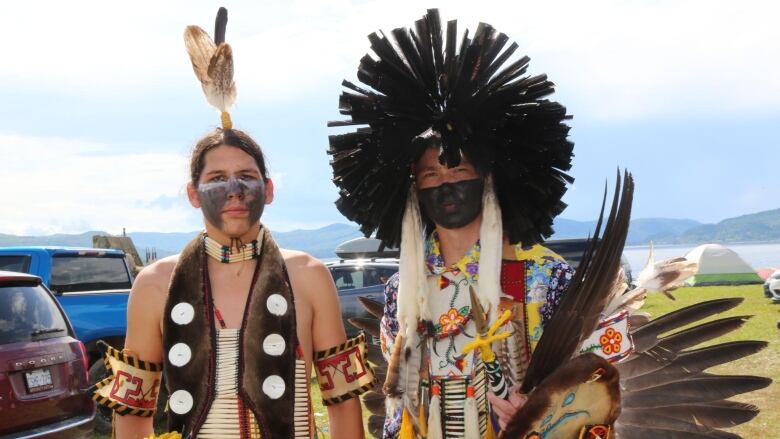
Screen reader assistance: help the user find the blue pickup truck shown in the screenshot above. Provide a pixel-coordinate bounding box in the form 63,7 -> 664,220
0,247 -> 132,372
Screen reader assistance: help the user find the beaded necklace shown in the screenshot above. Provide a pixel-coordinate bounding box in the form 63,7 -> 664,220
203,233 -> 260,263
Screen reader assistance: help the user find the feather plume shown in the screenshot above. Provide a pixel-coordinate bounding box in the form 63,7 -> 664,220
635,243 -> 699,294
184,26 -> 216,83
621,374 -> 771,409
623,340 -> 767,391
522,170 -> 634,393
214,7 -> 228,45
183,10 -> 237,123
601,268 -> 631,316
618,316 -> 754,383
478,175 -> 503,320
628,313 -> 651,328
401,333 -> 423,433
617,410 -> 743,438
631,298 -> 743,353
365,343 -> 385,365
615,424 -> 742,439
363,391 -> 387,416
348,317 -> 381,339
368,415 -> 385,438
615,348 -> 676,380
628,400 -> 760,429
656,315 -> 752,352
358,296 -> 385,319
205,43 -> 236,113
383,332 -> 406,401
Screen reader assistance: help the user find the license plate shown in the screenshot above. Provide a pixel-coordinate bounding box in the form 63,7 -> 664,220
25,368 -> 53,393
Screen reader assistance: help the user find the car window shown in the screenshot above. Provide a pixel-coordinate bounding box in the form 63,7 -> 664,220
330,266 -> 399,290
369,267 -> 398,286
0,282 -> 69,344
0,255 -> 31,273
331,267 -> 364,290
51,255 -> 132,293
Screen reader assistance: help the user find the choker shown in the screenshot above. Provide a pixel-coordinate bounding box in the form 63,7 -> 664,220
203,233 -> 260,263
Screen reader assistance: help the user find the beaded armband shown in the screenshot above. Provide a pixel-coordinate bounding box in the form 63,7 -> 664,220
90,341 -> 163,417
313,333 -> 376,406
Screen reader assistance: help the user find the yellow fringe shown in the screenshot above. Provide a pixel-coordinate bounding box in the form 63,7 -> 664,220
399,408 -> 415,439
485,417 -> 496,439
418,402 -> 427,437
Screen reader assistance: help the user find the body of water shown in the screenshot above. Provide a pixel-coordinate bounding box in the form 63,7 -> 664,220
623,242 -> 780,274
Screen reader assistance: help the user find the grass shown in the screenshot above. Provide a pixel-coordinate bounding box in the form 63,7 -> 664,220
95,285 -> 778,438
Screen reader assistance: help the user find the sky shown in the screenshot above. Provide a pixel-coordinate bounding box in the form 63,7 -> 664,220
0,0 -> 778,236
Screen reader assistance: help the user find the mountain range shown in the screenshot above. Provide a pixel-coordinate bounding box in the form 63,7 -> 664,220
2,208 -> 779,259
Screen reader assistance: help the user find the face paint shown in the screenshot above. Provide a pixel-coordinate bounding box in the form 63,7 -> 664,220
418,178 -> 484,229
197,176 -> 265,231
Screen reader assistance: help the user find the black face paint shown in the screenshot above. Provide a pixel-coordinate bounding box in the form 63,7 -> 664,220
418,178 -> 484,229
197,177 -> 265,231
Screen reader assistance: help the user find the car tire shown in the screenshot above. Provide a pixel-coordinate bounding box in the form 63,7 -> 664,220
88,359 -> 169,433
87,360 -> 113,434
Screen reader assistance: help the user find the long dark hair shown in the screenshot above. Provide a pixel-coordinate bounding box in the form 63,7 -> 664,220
190,128 -> 269,186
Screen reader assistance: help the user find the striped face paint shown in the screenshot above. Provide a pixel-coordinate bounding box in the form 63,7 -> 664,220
197,176 -> 265,229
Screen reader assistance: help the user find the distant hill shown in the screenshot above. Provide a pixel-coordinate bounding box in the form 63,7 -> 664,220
0,231 -> 100,248
0,225 -> 363,261
625,218 -> 702,244
656,208 -> 780,244
2,209 -> 778,259
551,217 -> 701,245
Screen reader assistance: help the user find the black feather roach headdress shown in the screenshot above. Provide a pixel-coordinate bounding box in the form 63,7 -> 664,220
328,9 -> 574,248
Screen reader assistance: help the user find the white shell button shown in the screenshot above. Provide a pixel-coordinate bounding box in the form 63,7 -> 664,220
263,334 -> 286,356
169,390 -> 193,414
266,294 -> 288,316
171,303 -> 195,325
262,375 -> 286,399
168,343 -> 192,367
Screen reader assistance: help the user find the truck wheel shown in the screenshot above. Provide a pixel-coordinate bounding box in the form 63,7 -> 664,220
88,360 -> 113,434
88,358 -> 170,433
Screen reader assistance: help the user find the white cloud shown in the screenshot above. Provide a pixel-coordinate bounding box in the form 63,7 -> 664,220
0,133 -> 199,235
0,0 -> 777,119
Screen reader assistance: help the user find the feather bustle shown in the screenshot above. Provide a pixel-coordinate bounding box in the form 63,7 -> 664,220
522,171 -> 633,393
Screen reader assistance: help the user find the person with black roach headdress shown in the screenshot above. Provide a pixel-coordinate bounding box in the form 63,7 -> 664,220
328,9 -> 771,439
90,9 -> 371,439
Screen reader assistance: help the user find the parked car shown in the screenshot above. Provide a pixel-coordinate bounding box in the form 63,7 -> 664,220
0,247 -> 132,363
0,271 -> 94,438
0,246 -> 134,433
764,269 -> 780,302
326,258 -> 398,338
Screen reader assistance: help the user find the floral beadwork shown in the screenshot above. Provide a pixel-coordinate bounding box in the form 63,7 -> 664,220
437,307 -> 469,337
599,327 -> 623,355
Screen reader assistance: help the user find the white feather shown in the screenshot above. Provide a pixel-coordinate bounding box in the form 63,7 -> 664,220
478,175 -> 503,322
398,188 -> 429,339
635,242 -> 699,292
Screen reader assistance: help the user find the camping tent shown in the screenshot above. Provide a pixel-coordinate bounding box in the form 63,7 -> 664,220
684,244 -> 762,286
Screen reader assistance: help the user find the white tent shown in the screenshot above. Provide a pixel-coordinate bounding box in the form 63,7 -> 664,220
684,244 -> 762,286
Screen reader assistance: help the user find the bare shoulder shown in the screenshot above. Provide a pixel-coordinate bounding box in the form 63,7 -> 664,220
129,255 -> 180,309
279,249 -> 334,299
280,248 -> 327,272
